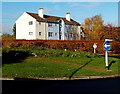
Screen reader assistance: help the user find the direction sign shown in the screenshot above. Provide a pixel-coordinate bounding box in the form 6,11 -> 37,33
104,41 -> 110,51
93,43 -> 97,49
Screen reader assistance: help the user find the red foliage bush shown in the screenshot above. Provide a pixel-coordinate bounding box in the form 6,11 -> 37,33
2,39 -> 120,54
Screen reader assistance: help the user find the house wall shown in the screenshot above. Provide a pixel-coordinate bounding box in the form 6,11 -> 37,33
15,12 -> 84,40
60,20 -> 65,40
65,24 -> 74,40
73,25 -> 81,40
47,22 -> 59,40
36,21 -> 46,39
16,12 -> 36,39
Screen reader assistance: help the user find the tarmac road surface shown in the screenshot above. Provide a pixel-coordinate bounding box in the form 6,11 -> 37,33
2,77 -> 120,94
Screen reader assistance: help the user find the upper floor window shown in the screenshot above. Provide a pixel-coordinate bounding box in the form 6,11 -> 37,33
29,21 -> 33,25
39,22 -> 41,25
48,32 -> 53,37
29,32 -> 33,35
48,23 -> 52,27
55,24 -> 57,26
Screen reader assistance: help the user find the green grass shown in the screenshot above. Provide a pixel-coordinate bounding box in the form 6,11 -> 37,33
2,56 -> 120,78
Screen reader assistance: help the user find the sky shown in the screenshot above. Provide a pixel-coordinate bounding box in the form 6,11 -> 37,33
1,1 -> 119,35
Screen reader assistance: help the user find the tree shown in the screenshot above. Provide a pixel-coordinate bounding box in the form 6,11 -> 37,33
1,34 -> 14,40
83,15 -> 104,40
13,23 -> 16,37
99,24 -> 120,41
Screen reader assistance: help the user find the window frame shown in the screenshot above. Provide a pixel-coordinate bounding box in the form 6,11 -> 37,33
29,32 -> 33,35
29,21 -> 33,25
48,32 -> 53,37
48,23 -> 52,27
39,22 -> 41,25
55,32 -> 57,36
39,32 -> 41,36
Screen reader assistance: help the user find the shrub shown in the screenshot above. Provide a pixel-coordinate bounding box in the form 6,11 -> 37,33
2,40 -> 120,54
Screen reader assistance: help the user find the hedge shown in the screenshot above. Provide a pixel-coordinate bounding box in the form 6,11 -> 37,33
1,39 -> 120,54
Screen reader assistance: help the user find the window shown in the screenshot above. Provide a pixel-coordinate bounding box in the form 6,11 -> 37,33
39,32 -> 41,35
39,22 -> 41,25
70,33 -> 73,37
65,33 -> 67,37
29,21 -> 33,25
55,24 -> 57,26
55,33 -> 57,36
48,32 -> 53,37
29,32 -> 33,35
48,23 -> 52,27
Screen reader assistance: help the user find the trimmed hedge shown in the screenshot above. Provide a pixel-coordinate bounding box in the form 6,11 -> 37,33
2,39 -> 120,54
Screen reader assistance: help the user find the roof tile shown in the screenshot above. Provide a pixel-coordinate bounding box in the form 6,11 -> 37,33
26,12 -> 80,26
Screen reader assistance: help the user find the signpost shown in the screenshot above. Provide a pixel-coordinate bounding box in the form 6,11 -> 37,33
104,39 -> 112,70
93,43 -> 97,53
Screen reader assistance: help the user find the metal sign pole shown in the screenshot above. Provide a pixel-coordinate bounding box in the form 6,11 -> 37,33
93,43 -> 97,54
105,51 -> 109,70
104,39 -> 112,70
94,48 -> 96,53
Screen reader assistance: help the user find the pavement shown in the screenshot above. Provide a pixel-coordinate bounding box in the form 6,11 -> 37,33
0,75 -> 120,80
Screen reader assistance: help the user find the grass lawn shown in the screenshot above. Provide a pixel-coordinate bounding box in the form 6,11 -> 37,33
2,56 -> 120,79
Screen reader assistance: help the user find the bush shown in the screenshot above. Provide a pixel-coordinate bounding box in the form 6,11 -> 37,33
2,40 -> 120,54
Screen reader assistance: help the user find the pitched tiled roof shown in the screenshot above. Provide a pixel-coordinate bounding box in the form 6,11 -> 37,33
26,12 -> 80,26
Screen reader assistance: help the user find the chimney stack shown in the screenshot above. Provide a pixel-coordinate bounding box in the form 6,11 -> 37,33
38,8 -> 44,18
66,12 -> 70,21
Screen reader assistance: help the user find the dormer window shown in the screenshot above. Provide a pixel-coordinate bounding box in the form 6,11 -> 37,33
29,21 -> 33,25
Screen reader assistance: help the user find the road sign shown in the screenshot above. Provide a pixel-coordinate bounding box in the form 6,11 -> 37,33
93,43 -> 97,49
104,41 -> 110,51
104,39 -> 112,70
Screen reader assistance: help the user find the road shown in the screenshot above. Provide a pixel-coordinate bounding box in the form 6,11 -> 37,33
2,77 -> 120,94
100,54 -> 120,59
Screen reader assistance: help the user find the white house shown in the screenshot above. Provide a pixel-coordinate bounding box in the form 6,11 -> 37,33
16,8 -> 85,40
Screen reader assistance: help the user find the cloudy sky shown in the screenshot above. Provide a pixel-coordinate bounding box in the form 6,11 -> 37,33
1,0 -> 119,35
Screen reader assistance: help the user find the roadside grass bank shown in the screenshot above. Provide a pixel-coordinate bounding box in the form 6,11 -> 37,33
2,56 -> 119,79
2,46 -> 119,79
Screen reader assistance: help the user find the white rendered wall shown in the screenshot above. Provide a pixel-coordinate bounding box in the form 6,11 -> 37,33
16,12 -> 36,39
60,20 -> 65,40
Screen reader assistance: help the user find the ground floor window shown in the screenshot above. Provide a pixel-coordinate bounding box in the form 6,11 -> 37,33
29,32 -> 33,35
55,32 -> 57,36
48,32 -> 53,37
39,32 -> 41,35
70,33 -> 73,37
